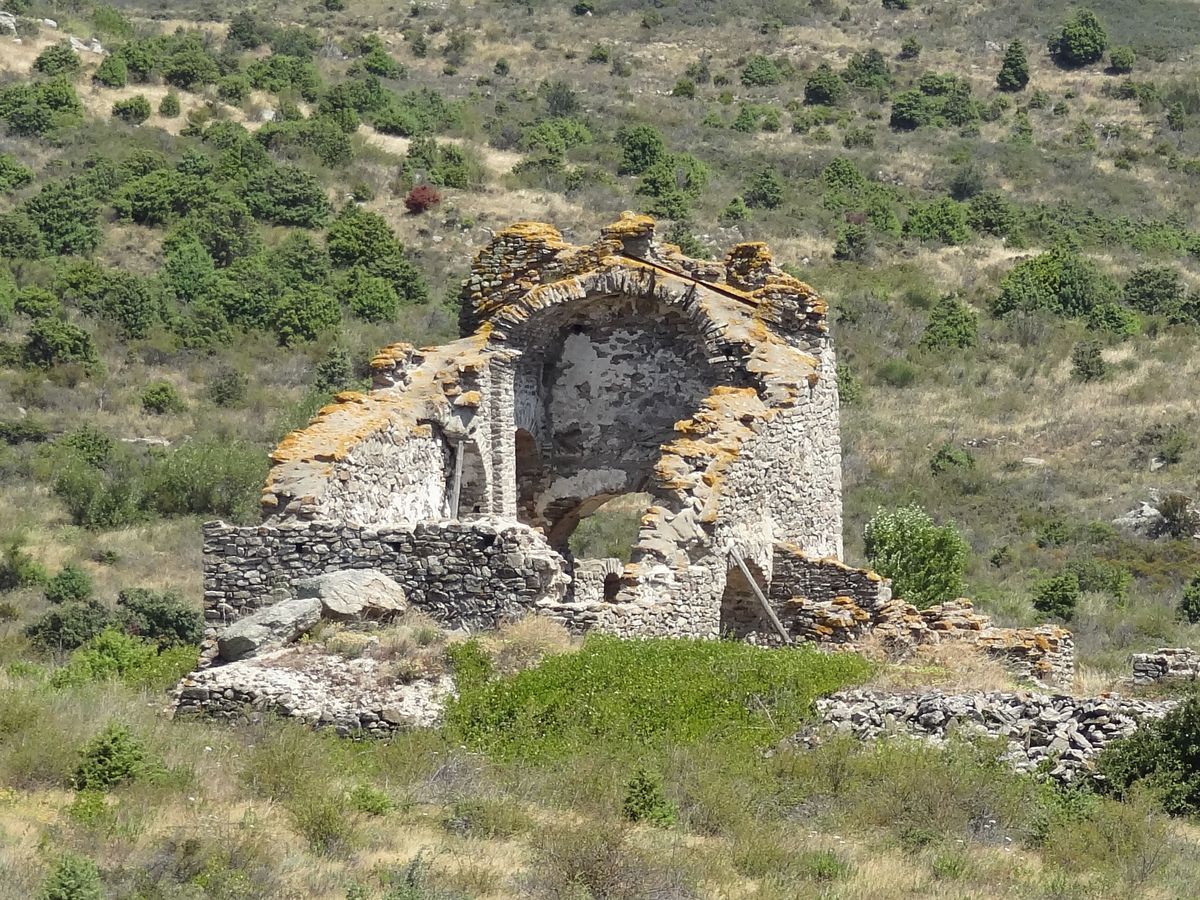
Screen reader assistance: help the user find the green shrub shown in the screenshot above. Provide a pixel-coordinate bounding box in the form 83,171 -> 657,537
877,358 -> 917,387
890,73 -> 977,129
994,247 -> 1118,319
50,628 -> 152,686
444,636 -> 868,759
718,196 -> 750,225
1097,692 -> 1200,814
836,363 -> 863,405
40,853 -> 103,900
345,270 -> 400,322
996,40 -> 1030,91
44,564 -> 93,604
207,366 -> 248,407
1064,558 -> 1131,603
844,49 -> 891,90
636,153 -> 708,219
744,167 -> 784,209
159,91 -> 181,117
1157,493 -> 1200,539
1031,572 -> 1081,620
0,537 -> 48,590
245,165 -> 330,227
1124,265 -> 1185,314
140,381 -> 185,414
348,783 -> 394,816
740,55 -> 784,87
0,153 -> 33,193
622,768 -> 677,826
929,444 -> 975,475
15,287 -> 61,319
1070,340 -> 1107,381
93,54 -> 128,88
1049,8 -> 1108,68
834,223 -> 869,261
217,74 -> 252,105
116,587 -> 204,648
920,295 -> 978,351
804,64 -> 844,105
112,94 -> 152,124
25,599 -> 112,651
73,723 -> 151,791
24,318 -> 101,372
33,42 -> 82,77
1109,46 -> 1135,74
1177,576 -> 1200,624
905,198 -> 970,244
899,37 -> 921,60
863,504 -> 969,608
1087,301 -> 1139,336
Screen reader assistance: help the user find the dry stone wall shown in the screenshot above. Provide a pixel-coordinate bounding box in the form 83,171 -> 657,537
1131,647 -> 1200,684
201,519 -> 569,636
800,690 -> 1174,781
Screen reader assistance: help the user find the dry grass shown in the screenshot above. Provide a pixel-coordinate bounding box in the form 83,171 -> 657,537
863,637 -> 1024,694
477,614 -> 577,676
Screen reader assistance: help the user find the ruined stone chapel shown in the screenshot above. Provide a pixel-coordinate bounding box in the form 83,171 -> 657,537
199,213 -> 1072,683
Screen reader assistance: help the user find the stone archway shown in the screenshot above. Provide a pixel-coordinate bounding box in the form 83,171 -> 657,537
508,292 -> 723,550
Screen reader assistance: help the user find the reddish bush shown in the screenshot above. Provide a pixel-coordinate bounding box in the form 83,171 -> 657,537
405,185 -> 442,214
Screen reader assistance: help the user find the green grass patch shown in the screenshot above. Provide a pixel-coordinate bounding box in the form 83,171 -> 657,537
444,635 -> 870,760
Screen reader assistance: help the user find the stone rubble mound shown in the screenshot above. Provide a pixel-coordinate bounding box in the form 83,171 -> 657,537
796,689 -> 1175,781
176,649 -> 452,735
215,570 -> 408,662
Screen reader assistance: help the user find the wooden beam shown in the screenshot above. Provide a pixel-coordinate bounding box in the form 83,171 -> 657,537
730,548 -> 792,645
447,441 -> 465,518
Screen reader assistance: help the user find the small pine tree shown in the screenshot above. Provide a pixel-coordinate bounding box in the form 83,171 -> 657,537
159,92 -> 181,117
1032,572 -> 1081,621
744,167 -> 785,209
1070,340 -> 1106,381
920,295 -> 978,351
996,40 -> 1030,92
40,854 -> 103,900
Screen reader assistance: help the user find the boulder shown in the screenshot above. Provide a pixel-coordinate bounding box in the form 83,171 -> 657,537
217,596 -> 321,661
0,11 -> 16,33
296,569 -> 408,620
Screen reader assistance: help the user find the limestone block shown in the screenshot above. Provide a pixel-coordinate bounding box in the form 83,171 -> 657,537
296,569 -> 408,620
217,597 -> 322,661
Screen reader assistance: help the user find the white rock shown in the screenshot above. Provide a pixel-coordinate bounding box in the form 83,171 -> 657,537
217,596 -> 322,661
295,569 -> 407,619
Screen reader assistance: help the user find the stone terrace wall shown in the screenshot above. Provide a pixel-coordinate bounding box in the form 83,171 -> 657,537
202,519 -> 569,635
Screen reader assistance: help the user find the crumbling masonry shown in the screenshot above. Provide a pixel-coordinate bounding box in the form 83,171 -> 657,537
198,215 -> 1073,687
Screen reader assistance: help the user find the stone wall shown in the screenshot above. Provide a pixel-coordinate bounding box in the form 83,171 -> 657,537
799,690 -> 1174,781
1131,647 -> 1200,684
201,519 -> 569,635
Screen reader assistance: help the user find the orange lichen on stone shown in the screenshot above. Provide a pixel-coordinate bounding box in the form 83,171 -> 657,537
497,221 -> 567,244
601,211 -> 656,239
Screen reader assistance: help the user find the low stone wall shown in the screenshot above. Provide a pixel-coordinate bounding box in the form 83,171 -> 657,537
1131,647 -> 1200,684
202,519 -> 569,635
797,689 -> 1174,781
